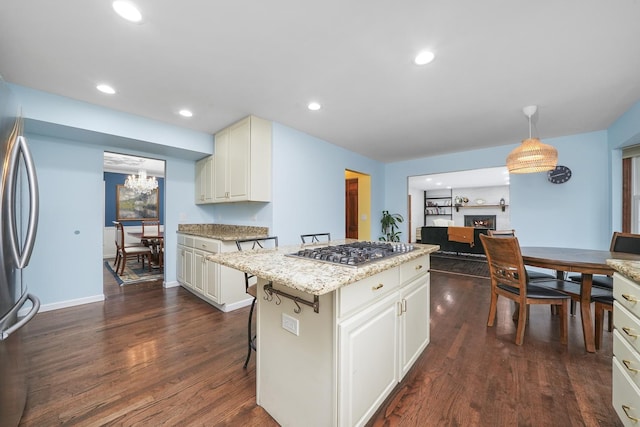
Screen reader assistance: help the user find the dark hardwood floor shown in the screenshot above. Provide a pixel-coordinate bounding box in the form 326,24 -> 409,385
17,265 -> 620,426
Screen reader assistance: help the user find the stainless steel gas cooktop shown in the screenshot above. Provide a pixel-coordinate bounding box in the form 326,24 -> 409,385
287,241 -> 415,268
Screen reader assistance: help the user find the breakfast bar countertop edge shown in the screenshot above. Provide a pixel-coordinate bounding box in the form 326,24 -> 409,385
206,242 -> 439,295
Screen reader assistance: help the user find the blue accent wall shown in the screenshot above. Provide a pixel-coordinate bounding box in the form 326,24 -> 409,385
104,172 -> 165,226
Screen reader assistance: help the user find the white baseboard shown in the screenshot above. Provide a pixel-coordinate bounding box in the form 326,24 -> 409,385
221,297 -> 254,312
37,294 -> 106,313
163,280 -> 180,288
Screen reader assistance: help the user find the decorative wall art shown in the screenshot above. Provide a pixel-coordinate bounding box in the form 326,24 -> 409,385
116,185 -> 159,221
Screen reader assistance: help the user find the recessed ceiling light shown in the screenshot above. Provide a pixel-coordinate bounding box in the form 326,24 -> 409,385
179,109 -> 193,117
112,1 -> 142,23
414,50 -> 435,65
96,84 -> 116,94
308,102 -> 321,111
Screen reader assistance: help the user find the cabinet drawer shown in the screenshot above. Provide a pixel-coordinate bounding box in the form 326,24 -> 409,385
614,329 -> 640,390
194,238 -> 220,253
400,255 -> 429,285
615,273 -> 640,319
338,268 -> 398,318
613,357 -> 640,427
615,301 -> 640,353
184,236 -> 195,248
177,234 -> 186,245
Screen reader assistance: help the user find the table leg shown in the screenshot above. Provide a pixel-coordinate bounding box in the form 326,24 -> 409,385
580,273 -> 595,353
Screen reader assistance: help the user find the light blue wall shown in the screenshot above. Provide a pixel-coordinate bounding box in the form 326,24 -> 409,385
13,80 -> 640,309
271,124 -> 385,245
385,130 -> 612,249
608,99 -> 640,233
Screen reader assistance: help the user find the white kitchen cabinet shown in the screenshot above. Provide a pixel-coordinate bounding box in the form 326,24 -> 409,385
613,272 -> 640,426
176,233 -> 251,312
338,291 -> 400,427
213,115 -> 271,203
195,155 -> 214,204
256,254 -> 430,427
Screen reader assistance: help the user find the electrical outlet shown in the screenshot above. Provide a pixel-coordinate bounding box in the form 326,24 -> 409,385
281,313 -> 299,336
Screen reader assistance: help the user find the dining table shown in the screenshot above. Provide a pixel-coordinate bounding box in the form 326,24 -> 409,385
520,246 -> 640,353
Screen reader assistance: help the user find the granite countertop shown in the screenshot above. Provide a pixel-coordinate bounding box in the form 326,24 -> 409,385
607,258 -> 640,282
207,241 -> 439,295
177,224 -> 268,241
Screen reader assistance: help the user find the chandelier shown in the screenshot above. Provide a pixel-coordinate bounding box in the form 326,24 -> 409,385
125,170 -> 158,195
506,105 -> 558,174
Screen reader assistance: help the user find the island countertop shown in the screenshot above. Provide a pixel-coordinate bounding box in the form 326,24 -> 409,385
206,241 -> 439,295
607,258 -> 640,282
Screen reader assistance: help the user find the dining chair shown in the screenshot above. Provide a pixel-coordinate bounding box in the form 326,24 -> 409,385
115,222 -> 153,275
592,293 -> 614,350
568,232 -> 640,290
235,236 -> 279,368
300,233 -> 331,244
141,220 -> 161,238
479,234 -> 570,345
487,229 -> 557,281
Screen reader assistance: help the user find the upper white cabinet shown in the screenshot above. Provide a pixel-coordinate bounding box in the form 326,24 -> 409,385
213,115 -> 272,203
195,155 -> 214,204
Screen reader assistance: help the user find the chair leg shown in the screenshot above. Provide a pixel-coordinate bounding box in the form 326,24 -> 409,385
514,302 -> 528,345
243,297 -> 257,369
559,301 -> 568,344
487,292 -> 499,327
607,309 -> 613,332
119,254 -> 126,275
595,302 -> 604,350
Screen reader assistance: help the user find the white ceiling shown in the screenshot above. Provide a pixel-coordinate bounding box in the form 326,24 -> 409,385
1,1 -> 640,163
103,152 -> 165,176
408,166 -> 509,192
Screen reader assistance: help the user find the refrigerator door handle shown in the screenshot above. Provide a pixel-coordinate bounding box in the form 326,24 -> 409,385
0,293 -> 40,341
6,132 -> 39,269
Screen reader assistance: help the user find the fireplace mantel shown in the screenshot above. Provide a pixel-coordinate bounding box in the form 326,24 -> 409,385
454,204 -> 507,212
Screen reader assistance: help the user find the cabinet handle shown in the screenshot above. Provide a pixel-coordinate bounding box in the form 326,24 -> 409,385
397,301 -> 403,316
622,405 -> 639,422
622,327 -> 638,339
623,359 -> 640,374
402,299 -> 407,313
415,264 -> 423,271
622,293 -> 639,303
372,284 -> 384,291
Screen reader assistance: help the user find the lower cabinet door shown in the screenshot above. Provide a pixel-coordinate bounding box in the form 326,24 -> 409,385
203,258 -> 220,302
338,292 -> 399,427
193,250 -> 206,293
399,275 -> 430,377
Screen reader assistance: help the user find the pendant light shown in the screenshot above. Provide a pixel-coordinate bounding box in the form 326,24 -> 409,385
506,105 -> 558,174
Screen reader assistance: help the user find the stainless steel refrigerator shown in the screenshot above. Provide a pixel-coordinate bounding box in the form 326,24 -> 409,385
0,76 -> 41,426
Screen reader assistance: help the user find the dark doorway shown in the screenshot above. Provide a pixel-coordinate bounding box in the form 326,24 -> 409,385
345,178 -> 358,239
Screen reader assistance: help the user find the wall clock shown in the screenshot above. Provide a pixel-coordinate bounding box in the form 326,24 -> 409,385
547,165 -> 572,184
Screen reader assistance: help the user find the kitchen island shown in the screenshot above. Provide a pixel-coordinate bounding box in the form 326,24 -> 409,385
208,241 -> 439,427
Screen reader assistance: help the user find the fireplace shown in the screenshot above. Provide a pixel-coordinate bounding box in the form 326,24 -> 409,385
464,215 -> 496,230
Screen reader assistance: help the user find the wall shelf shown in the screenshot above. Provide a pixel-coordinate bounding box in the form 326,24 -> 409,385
455,204 -> 507,212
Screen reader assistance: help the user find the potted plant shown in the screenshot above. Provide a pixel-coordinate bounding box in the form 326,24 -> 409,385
379,210 -> 404,242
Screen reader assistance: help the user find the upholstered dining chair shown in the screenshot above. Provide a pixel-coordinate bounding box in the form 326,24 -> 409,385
235,236 -> 279,368
113,221 -> 146,271
300,233 -> 331,244
487,229 -> 557,281
141,220 -> 161,238
569,232 -> 640,290
479,234 -> 571,345
592,293 -> 614,350
114,222 -> 153,275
